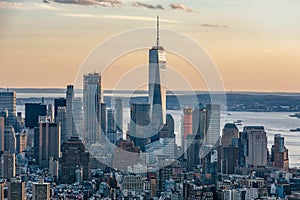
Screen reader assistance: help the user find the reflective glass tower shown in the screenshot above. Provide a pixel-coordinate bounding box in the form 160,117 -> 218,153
148,16 -> 166,132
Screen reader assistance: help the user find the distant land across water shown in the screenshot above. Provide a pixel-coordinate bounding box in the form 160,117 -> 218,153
5,88 -> 300,112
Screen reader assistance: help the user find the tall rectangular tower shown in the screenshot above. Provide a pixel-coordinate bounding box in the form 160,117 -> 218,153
83,73 -> 101,144
206,104 -> 221,146
114,98 -> 123,133
0,117 -> 4,151
148,16 -> 166,130
244,126 -> 268,167
34,122 -> 61,168
66,85 -> 75,137
0,91 -> 16,128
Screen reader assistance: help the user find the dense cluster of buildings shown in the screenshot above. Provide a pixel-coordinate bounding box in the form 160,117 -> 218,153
0,17 -> 299,199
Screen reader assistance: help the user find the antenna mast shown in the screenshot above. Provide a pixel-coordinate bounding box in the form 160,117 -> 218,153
156,15 -> 159,47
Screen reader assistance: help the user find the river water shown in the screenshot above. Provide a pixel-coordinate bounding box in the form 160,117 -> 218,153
17,104 -> 300,167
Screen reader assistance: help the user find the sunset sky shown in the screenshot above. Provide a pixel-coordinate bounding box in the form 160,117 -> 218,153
0,0 -> 299,92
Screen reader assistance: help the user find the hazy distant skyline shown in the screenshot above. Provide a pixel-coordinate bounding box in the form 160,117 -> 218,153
0,0 -> 299,92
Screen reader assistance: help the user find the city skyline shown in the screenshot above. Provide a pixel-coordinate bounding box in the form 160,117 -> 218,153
0,0 -> 300,92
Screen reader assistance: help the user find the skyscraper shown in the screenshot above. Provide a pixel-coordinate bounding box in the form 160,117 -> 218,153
25,103 -> 47,128
221,123 -> 239,147
148,16 -> 166,132
107,108 -> 117,144
4,126 -> 16,154
34,122 -> 61,168
183,108 -> 193,139
56,106 -> 66,143
0,91 -> 16,125
0,91 -> 21,132
129,103 -> 151,151
83,72 -> 101,144
114,98 -> 123,133
244,126 -> 268,167
206,104 -> 221,146
0,117 -> 4,151
66,85 -> 75,136
60,136 -> 91,184
54,98 -> 66,118
192,104 -> 207,140
16,130 -> 27,154
271,134 -> 289,171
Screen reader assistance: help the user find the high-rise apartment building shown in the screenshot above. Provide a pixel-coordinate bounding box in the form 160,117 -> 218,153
83,73 -> 101,144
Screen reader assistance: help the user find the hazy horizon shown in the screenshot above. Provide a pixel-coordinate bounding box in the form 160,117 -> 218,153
1,0 -> 299,92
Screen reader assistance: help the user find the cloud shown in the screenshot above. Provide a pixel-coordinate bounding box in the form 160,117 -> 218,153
132,1 -> 164,10
200,24 -> 229,28
59,13 -> 180,23
0,1 -> 63,10
50,0 -> 122,6
169,3 -> 193,12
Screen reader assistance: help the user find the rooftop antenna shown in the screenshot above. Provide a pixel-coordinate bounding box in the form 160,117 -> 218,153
156,15 -> 160,48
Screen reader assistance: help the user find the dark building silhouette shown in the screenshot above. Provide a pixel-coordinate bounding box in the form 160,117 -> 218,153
107,108 -> 116,144
25,103 -> 47,128
217,123 -> 239,174
54,98 -> 66,118
128,103 -> 151,151
217,145 -> 239,174
34,122 -> 60,168
101,102 -> 106,137
238,131 -> 248,167
192,103 -> 207,140
114,98 -> 123,133
66,85 -> 75,137
60,136 -> 91,184
157,166 -> 172,195
0,117 -> 4,151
